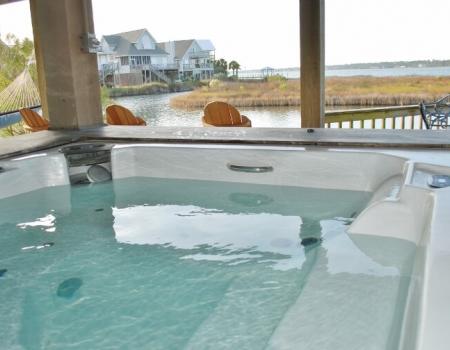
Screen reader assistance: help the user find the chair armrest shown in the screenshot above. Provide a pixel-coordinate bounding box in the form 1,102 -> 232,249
136,117 -> 147,126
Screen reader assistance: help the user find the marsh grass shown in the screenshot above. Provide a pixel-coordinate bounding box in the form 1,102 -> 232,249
0,121 -> 26,137
170,76 -> 450,109
108,82 -> 170,98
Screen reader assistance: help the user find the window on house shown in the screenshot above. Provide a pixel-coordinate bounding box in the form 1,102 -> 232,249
130,56 -> 143,65
120,56 -> 129,66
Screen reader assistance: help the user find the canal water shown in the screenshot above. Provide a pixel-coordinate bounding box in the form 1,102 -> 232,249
113,93 -> 427,130
113,65 -> 449,128
115,92 -> 303,128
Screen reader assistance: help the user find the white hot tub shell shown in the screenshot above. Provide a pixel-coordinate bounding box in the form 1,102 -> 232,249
0,143 -> 449,350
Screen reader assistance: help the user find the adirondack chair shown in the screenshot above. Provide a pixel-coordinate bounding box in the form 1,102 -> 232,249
19,108 -> 49,132
202,101 -> 252,127
106,105 -> 147,126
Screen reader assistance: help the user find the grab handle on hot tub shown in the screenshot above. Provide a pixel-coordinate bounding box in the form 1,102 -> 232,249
227,164 -> 274,173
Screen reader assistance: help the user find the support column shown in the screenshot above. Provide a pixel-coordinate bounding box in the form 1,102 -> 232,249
29,0 -> 103,129
300,0 -> 325,128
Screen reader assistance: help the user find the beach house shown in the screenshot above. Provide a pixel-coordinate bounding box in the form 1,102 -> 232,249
158,39 -> 215,80
98,29 -> 215,85
97,29 -> 177,86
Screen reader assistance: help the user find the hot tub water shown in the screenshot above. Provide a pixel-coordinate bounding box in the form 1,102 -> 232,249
0,177 -> 416,350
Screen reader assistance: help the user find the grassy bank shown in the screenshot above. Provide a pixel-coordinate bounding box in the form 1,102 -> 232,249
107,82 -> 170,98
105,81 -> 200,99
170,76 -> 450,109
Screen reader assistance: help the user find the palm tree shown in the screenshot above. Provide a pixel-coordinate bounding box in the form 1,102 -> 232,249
228,61 -> 241,77
214,58 -> 228,75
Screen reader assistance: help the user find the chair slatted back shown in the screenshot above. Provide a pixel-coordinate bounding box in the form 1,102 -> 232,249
106,105 -> 145,126
203,101 -> 244,126
19,108 -> 49,132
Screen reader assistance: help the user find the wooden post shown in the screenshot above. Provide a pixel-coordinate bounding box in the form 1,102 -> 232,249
29,0 -> 103,129
29,0 -> 49,120
300,0 -> 325,128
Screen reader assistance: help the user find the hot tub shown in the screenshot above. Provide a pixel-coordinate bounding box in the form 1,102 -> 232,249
0,143 -> 449,349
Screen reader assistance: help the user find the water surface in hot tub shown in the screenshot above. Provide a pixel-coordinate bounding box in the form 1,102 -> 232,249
0,178 -> 416,349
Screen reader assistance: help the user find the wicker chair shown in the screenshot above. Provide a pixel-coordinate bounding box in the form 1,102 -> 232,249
202,101 -> 251,127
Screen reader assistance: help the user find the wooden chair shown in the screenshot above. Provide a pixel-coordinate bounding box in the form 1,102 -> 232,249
202,101 -> 251,127
106,105 -> 147,126
19,108 -> 49,132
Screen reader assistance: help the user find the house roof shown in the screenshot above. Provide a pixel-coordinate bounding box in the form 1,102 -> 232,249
103,29 -> 168,56
117,29 -> 147,43
158,40 -> 195,60
158,39 -> 213,59
197,40 -> 215,51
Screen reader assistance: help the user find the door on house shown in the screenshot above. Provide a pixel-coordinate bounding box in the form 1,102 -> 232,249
141,70 -> 151,83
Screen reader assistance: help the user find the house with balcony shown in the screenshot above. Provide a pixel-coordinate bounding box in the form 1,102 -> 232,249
98,29 -> 215,86
158,39 -> 215,80
97,29 -> 176,86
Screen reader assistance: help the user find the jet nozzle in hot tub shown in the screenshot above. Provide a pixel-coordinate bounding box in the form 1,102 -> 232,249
59,143 -> 113,184
428,175 -> 450,188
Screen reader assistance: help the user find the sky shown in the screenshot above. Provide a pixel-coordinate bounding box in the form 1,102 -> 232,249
0,0 -> 449,69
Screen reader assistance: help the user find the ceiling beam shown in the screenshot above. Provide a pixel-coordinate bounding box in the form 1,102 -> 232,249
0,0 -> 25,5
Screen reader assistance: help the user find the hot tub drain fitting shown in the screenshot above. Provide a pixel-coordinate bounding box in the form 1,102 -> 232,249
301,237 -> 322,247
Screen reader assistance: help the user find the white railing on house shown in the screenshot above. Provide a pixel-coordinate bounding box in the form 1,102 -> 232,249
129,64 -> 172,84
189,52 -> 212,59
183,63 -> 214,70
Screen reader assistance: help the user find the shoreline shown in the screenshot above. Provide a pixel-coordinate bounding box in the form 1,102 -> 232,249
105,82 -> 194,99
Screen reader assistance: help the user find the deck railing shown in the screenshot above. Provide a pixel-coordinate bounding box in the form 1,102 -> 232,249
129,63 -> 179,71
1,104 -> 447,131
324,105 -> 427,129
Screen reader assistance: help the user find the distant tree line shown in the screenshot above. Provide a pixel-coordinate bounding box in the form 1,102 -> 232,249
0,34 -> 36,91
327,59 -> 450,70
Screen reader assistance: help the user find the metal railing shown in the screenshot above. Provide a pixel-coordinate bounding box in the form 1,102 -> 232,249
324,105 -> 430,129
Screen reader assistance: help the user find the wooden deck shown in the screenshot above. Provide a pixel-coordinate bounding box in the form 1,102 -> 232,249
1,126 -> 450,160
